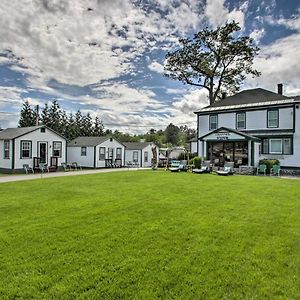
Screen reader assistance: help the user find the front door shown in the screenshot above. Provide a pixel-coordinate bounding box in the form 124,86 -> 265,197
39,142 -> 47,163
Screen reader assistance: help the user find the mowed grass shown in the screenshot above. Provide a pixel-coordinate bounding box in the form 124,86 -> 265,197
0,171 -> 300,299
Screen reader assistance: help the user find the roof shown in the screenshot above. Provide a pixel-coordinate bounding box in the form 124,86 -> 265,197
123,142 -> 155,150
0,125 -> 66,140
195,88 -> 299,113
68,136 -> 113,147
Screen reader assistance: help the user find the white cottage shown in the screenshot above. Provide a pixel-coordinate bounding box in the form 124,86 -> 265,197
67,136 -> 125,168
124,142 -> 159,167
0,125 -> 67,173
195,85 -> 300,169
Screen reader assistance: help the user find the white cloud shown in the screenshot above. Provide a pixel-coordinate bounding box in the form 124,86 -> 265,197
204,0 -> 248,28
249,28 -> 265,43
148,61 -> 164,74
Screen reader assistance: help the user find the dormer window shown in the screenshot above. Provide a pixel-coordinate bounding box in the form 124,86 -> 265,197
267,109 -> 279,128
209,115 -> 218,131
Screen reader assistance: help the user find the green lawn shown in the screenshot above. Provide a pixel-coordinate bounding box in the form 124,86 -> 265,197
0,171 -> 299,299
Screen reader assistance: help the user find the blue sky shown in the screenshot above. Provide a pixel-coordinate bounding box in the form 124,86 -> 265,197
0,0 -> 299,132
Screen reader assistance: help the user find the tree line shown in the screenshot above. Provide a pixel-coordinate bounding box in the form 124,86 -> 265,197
18,100 -> 196,147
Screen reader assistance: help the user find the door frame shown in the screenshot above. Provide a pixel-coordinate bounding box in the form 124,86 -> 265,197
37,141 -> 48,164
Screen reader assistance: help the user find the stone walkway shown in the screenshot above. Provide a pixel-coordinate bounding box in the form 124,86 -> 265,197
0,168 -> 146,184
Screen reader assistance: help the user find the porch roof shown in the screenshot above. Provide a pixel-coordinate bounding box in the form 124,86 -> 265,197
200,127 -> 261,142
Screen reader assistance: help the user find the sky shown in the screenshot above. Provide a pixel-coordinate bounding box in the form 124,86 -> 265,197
0,0 -> 299,133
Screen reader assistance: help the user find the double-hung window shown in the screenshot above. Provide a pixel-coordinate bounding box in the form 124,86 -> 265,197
53,141 -> 62,157
144,151 -> 148,162
267,110 -> 279,128
99,147 -> 105,160
209,115 -> 218,131
81,147 -> 87,156
4,140 -> 10,159
133,151 -> 138,162
21,141 -> 31,159
236,112 -> 246,129
116,148 -> 122,159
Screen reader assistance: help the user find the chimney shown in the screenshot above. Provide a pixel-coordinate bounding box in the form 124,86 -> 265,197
277,83 -> 283,95
221,92 -> 227,99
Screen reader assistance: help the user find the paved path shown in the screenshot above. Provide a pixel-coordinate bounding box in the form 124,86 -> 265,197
0,168 -> 146,184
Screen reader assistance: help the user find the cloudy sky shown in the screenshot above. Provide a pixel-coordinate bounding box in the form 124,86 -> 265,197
0,0 -> 299,132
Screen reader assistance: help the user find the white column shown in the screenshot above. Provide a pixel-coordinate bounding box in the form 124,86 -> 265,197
248,140 -> 252,166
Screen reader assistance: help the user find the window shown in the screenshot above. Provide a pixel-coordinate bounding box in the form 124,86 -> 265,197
236,112 -> 246,129
4,140 -> 10,159
133,151 -> 138,162
269,139 -> 282,154
283,138 -> 292,154
261,137 -> 292,155
53,141 -> 62,157
209,115 -> 218,130
144,151 -> 148,162
108,148 -> 113,159
267,110 -> 279,128
116,148 -> 122,159
99,147 -> 105,160
40,127 -> 46,133
21,141 -> 32,159
81,147 -> 87,156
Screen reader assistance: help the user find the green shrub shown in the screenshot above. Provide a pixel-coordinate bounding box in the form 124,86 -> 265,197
259,159 -> 280,174
190,156 -> 202,168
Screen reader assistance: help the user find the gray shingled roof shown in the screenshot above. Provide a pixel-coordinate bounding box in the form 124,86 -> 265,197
123,142 -> 154,150
68,136 -> 111,147
0,126 -> 43,140
205,88 -> 289,108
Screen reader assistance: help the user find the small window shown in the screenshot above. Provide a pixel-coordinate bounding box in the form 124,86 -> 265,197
40,127 -> 46,133
283,138 -> 292,154
267,110 -> 279,128
81,147 -> 87,156
99,147 -> 105,160
269,139 -> 282,154
21,141 -> 32,159
144,151 -> 148,162
236,112 -> 246,129
116,148 -> 122,159
133,151 -> 138,162
53,141 -> 62,157
209,115 -> 218,131
262,139 -> 269,154
4,140 -> 10,159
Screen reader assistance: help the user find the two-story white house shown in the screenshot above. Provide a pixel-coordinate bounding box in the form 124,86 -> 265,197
195,85 -> 300,169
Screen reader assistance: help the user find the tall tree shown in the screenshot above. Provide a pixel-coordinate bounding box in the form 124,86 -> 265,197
93,116 -> 104,136
18,100 -> 37,127
164,21 -> 261,105
164,123 -> 180,145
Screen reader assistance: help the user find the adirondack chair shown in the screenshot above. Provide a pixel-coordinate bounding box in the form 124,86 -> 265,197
61,162 -> 70,171
270,164 -> 281,176
23,164 -> 34,174
192,160 -> 212,174
169,160 -> 181,172
217,162 -> 235,176
256,164 -> 267,176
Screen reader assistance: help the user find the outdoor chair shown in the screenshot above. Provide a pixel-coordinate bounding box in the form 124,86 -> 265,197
48,156 -> 58,172
256,164 -> 267,176
270,164 -> 281,176
114,159 -> 122,168
39,163 -> 49,173
126,161 -> 133,168
217,162 -> 235,176
192,160 -> 211,174
169,160 -> 181,172
71,162 -> 82,170
23,164 -> 34,175
61,163 -> 70,172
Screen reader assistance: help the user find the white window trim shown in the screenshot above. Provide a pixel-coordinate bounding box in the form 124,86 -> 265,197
267,110 -> 279,128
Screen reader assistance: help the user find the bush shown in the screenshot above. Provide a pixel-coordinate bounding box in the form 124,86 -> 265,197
189,156 -> 202,168
259,159 -> 280,174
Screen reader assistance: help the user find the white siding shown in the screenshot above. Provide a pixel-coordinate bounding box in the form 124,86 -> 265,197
0,140 -> 12,169
67,146 -> 95,168
14,128 -> 66,169
125,149 -> 142,166
190,141 -> 197,154
95,139 -> 125,168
